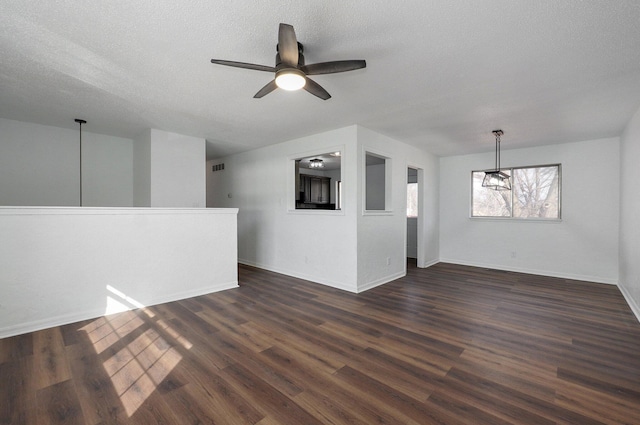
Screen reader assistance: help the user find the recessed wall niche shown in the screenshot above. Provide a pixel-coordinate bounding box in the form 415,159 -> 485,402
294,152 -> 342,210
365,152 -> 390,211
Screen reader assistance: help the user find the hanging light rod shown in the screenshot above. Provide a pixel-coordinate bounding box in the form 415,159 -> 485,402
482,129 -> 511,191
75,119 -> 87,206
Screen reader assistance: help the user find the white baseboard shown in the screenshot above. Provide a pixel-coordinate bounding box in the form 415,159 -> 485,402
239,259 -> 412,294
438,258 -> 618,285
357,271 -> 406,293
239,259 -> 357,293
0,281 -> 238,339
617,282 -> 640,324
417,258 -> 439,268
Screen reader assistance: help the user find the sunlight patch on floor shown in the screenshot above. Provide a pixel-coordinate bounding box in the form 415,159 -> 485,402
80,286 -> 192,417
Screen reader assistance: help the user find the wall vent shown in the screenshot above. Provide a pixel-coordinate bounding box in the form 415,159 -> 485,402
212,163 -> 225,172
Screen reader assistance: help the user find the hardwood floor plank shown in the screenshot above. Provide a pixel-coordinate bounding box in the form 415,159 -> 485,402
557,367 -> 640,402
258,345 -> 423,425
428,391 -> 518,425
164,364 -> 265,425
221,362 -> 325,425
454,347 -> 558,403
161,383 -> 260,425
345,347 -> 442,400
3,262 -> 640,424
333,365 -> 440,424
64,342 -> 126,424
0,356 -> 36,425
35,380 -> 84,425
33,328 -> 71,390
0,333 -> 33,364
555,379 -> 640,424
438,367 -> 604,425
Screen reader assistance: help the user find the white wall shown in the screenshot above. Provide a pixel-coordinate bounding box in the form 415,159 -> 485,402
0,207 -> 238,338
133,129 -> 151,207
0,118 -> 133,206
356,126 -> 440,291
134,129 -> 206,207
208,126 -> 360,292
420,158 -> 440,267
150,130 -> 206,207
619,106 -> 640,319
440,138 -> 620,284
207,125 -> 440,293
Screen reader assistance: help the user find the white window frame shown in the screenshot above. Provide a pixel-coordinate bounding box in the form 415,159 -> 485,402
471,163 -> 562,220
288,145 -> 345,215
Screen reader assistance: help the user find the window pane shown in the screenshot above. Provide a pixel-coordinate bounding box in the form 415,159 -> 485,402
407,183 -> 418,217
512,166 -> 560,218
471,165 -> 561,219
472,171 -> 511,217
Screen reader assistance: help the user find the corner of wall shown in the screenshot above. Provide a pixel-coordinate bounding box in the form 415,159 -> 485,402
618,105 -> 640,322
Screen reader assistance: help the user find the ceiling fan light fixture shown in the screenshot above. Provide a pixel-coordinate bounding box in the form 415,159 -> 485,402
275,68 -> 306,91
210,23 -> 366,99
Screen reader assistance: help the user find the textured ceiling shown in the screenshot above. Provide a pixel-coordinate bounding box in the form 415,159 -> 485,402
1,1 -> 640,159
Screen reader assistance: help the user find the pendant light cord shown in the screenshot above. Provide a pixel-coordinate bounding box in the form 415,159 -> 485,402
492,130 -> 503,172
75,119 -> 87,206
496,131 -> 501,172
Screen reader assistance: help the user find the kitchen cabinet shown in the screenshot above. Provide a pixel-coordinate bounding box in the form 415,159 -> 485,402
297,174 -> 333,209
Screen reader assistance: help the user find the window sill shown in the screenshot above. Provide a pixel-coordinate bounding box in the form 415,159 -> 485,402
288,209 -> 345,216
469,216 -> 562,223
363,210 -> 394,216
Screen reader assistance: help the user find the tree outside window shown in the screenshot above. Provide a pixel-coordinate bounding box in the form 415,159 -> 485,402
472,164 -> 561,219
407,183 -> 418,218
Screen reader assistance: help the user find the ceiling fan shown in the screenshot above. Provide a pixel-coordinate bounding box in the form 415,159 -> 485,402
210,23 -> 366,100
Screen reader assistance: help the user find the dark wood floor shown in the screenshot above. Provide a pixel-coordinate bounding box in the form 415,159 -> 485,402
2,262 -> 640,424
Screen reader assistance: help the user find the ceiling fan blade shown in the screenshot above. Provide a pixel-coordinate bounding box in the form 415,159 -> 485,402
278,23 -> 299,67
301,60 -> 367,75
253,80 -> 278,98
211,59 -> 276,73
303,77 -> 331,100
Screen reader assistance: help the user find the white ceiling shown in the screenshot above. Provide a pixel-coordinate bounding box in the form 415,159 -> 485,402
299,153 -> 341,171
2,1 -> 640,160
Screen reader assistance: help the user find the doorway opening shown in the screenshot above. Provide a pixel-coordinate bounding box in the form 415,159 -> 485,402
407,167 -> 423,266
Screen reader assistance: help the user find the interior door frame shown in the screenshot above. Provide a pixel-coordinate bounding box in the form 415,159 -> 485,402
406,165 -> 425,267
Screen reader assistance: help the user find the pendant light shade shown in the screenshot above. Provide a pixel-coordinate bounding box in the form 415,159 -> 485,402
482,130 -> 511,191
482,170 -> 511,190
275,68 -> 306,91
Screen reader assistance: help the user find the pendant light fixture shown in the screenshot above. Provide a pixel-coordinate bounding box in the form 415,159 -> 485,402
309,158 -> 324,168
482,129 -> 511,191
75,118 -> 86,206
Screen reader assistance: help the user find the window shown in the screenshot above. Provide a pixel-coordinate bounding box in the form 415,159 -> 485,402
407,183 -> 418,217
472,164 -> 561,219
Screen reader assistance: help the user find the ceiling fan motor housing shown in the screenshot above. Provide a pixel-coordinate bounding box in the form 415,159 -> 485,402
276,42 -> 305,70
